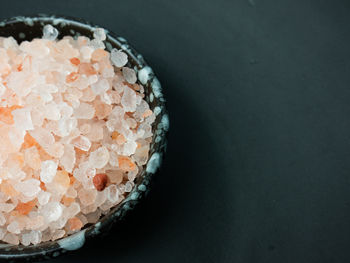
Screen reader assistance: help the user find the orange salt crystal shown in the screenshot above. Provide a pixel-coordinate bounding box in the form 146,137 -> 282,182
68,217 -> 83,231
69,175 -> 76,185
66,72 -> 78,83
54,170 -> 70,189
17,64 -> 23,72
0,181 -> 19,197
40,181 -> 46,191
118,156 -> 136,172
70,57 -> 80,66
111,131 -> 120,140
142,109 -> 153,118
61,196 -> 75,206
91,49 -> 108,61
93,173 -> 108,191
21,133 -> 38,149
0,105 -> 22,125
78,63 -> 96,76
16,200 -> 36,215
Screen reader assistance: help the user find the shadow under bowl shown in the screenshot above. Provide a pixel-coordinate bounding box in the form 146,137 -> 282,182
0,14 -> 168,262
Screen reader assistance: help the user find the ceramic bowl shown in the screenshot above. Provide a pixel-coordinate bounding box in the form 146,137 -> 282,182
0,15 -> 168,262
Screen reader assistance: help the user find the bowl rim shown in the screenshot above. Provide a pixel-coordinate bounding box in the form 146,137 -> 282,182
0,14 -> 168,261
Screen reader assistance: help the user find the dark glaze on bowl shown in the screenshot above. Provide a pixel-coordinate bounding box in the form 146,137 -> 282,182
0,15 -> 168,262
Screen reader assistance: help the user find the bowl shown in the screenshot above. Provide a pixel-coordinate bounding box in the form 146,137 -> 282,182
0,14 -> 168,262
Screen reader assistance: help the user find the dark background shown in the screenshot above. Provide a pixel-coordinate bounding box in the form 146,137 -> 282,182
2,0 -> 350,262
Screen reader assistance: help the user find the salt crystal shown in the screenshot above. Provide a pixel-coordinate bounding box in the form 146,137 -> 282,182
51,229 -> 65,240
7,221 -> 20,234
91,78 -> 110,95
123,140 -> 138,156
0,83 -> 6,96
29,127 -> 55,149
40,160 -> 58,184
21,232 -> 32,246
121,86 -> 137,112
14,179 -> 41,197
0,212 -> 6,226
78,188 -> 97,206
74,102 -> 95,119
93,28 -> 106,41
122,67 -> 137,84
3,233 -> 19,245
89,146 -> 110,169
44,102 -> 61,120
58,117 -> 77,137
106,185 -> 119,203
46,142 -> 64,158
71,135 -> 91,151
43,24 -> 59,41
0,203 -> 15,213
24,147 -> 41,170
38,191 -> 51,205
110,49 -> 128,67
40,202 -> 63,222
60,144 -> 76,173
12,108 -> 34,131
124,181 -> 133,193
65,202 -> 80,218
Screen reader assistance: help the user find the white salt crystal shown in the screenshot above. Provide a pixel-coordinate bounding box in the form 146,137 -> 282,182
44,102 -> 61,120
40,160 -> 58,184
89,146 -> 110,169
24,147 -> 41,170
3,233 -> 19,245
66,187 -> 77,198
7,221 -> 20,234
71,135 -> 91,151
123,140 -> 137,156
40,202 -> 62,223
46,142 -> 64,158
58,117 -> 77,137
124,181 -> 133,192
121,86 -> 137,112
111,49 -> 128,67
29,127 -> 55,149
21,232 -> 32,246
14,179 -> 41,197
93,28 -> 106,41
65,202 -> 80,218
0,228 -> 5,239
91,78 -> 110,95
30,230 -> 42,245
60,144 -> 76,173
43,24 -> 59,41
12,108 -> 34,131
38,191 -> 51,205
74,102 -> 95,119
0,212 -> 6,226
0,83 -> 6,96
122,67 -> 137,84
0,203 -> 15,213
106,185 -> 119,203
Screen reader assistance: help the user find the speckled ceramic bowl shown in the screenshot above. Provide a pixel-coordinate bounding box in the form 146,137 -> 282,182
0,15 -> 168,262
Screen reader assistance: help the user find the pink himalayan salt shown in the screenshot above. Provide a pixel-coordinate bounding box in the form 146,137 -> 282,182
0,25 -> 155,246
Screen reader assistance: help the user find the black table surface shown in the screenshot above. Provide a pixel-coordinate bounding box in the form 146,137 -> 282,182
2,0 -> 350,262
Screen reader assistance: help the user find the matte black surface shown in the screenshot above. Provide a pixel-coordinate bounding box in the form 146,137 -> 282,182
1,0 -> 350,262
